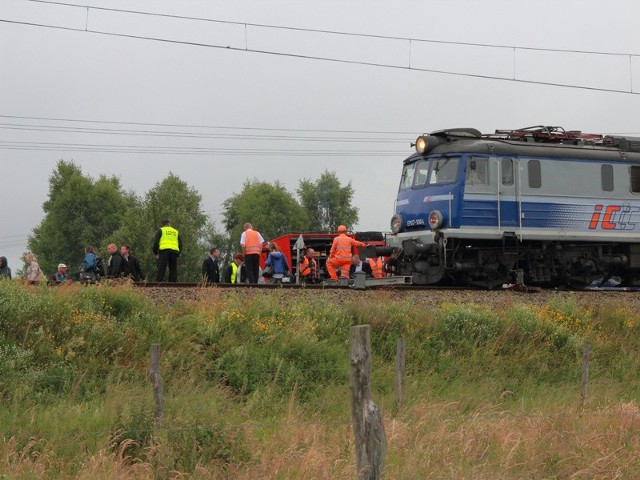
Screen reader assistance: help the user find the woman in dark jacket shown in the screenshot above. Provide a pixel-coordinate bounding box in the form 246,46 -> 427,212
0,256 -> 11,279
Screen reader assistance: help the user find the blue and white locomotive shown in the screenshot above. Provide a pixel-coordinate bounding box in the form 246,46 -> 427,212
382,126 -> 640,287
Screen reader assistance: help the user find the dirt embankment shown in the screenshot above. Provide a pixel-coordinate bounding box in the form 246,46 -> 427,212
136,285 -> 640,311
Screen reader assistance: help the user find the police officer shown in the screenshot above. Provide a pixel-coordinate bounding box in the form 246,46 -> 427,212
153,219 -> 182,282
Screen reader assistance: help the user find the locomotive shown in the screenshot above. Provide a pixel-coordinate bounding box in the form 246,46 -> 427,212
377,126 -> 640,288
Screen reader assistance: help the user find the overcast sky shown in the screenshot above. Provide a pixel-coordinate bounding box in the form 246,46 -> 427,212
2,0 -> 640,273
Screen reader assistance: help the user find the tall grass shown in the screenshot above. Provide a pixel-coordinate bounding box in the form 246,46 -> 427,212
1,282 -> 640,478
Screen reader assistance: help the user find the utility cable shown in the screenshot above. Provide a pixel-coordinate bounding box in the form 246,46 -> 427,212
0,17 -> 637,96
20,0 -> 640,57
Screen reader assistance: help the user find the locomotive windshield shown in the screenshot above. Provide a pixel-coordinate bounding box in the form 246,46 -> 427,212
399,162 -> 416,190
428,157 -> 459,184
414,159 -> 430,186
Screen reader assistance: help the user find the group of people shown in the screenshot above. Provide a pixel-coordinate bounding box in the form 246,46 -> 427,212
0,253 -> 67,285
199,222 -> 386,285
4,244 -> 147,285
0,220 -> 386,286
80,244 -> 145,282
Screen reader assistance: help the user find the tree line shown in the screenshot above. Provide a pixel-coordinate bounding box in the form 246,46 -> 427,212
26,160 -> 359,282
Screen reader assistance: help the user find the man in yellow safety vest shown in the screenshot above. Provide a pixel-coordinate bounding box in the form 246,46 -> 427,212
153,219 -> 182,282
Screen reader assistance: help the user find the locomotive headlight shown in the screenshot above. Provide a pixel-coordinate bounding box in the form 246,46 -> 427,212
390,214 -> 403,234
415,136 -> 428,154
428,210 -> 443,230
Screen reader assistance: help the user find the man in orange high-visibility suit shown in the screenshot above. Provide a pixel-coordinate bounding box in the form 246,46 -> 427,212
326,225 -> 366,280
367,257 -> 385,279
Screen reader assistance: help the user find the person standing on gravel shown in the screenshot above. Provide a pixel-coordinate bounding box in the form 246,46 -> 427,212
153,219 -> 182,283
240,223 -> 264,284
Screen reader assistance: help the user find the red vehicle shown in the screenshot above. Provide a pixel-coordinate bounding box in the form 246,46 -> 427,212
260,231 -> 385,281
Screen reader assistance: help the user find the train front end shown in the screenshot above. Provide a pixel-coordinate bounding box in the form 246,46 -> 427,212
386,130 -> 472,284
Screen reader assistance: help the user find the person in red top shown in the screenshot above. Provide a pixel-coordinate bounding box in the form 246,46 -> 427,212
240,222 -> 265,284
326,225 -> 366,280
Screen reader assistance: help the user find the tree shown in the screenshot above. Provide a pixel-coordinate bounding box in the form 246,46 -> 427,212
28,160 -> 134,276
297,170 -> 359,232
222,180 -> 306,247
116,173 -> 208,282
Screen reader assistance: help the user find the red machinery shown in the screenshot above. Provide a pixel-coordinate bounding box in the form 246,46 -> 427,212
260,231 -> 385,280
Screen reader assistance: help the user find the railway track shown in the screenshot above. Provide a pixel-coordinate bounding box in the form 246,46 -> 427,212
131,281 -> 640,293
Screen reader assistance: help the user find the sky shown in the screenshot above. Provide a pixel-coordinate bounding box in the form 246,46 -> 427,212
1,0 -> 640,273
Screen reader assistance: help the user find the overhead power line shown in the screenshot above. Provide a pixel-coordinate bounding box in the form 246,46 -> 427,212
0,115 -> 414,136
21,0 -> 640,57
0,123 -> 409,143
0,140 -> 406,156
1,5 -> 638,95
0,114 -> 637,138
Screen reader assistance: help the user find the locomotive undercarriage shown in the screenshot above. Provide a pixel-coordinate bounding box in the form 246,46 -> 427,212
388,237 -> 639,288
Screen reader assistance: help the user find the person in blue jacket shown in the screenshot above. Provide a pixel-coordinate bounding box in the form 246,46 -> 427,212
264,242 -> 289,284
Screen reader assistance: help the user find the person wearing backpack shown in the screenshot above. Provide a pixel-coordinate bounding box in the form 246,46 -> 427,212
264,242 -> 289,284
80,246 -> 99,282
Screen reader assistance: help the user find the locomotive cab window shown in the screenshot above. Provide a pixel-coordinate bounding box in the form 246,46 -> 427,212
528,160 -> 542,189
399,163 -> 416,190
428,157 -> 460,185
631,166 -> 640,193
413,159 -> 430,186
465,157 -> 488,185
502,158 -> 514,185
601,164 -> 614,192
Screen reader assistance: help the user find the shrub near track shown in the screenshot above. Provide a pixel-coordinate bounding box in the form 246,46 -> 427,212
1,282 -> 640,478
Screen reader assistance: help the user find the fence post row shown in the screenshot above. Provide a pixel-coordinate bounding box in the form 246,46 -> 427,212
149,343 -> 165,425
349,325 -> 387,480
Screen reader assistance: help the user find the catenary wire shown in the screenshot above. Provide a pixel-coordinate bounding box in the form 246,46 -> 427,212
0,18 -> 638,96
20,0 -> 640,57
0,123 -> 410,143
0,116 -> 637,138
0,115 -> 415,136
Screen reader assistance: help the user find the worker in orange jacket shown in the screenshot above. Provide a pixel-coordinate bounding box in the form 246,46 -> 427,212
367,257 -> 385,278
326,225 -> 366,280
299,248 -> 319,284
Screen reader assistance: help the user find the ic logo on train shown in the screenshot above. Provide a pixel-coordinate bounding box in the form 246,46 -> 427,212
588,204 -> 640,230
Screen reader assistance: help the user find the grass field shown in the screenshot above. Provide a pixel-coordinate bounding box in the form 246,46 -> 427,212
1,281 -> 639,478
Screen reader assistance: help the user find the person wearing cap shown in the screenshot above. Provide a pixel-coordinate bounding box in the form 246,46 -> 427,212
153,219 -> 182,282
326,225 -> 366,281
49,263 -> 70,284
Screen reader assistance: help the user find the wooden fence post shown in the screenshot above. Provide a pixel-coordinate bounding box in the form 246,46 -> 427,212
149,343 -> 164,424
394,338 -> 406,409
581,341 -> 590,410
349,325 -> 386,480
